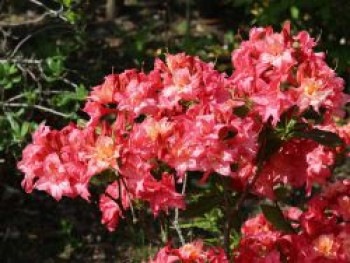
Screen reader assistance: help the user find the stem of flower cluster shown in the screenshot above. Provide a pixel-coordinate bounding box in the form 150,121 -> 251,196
224,161 -> 264,261
120,177 -> 137,224
173,173 -> 187,246
233,162 -> 263,214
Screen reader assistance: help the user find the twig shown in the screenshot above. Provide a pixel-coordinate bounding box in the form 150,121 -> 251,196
105,191 -> 126,214
0,27 -> 9,52
62,77 -> 79,89
17,63 -> 39,82
10,34 -> 33,58
28,0 -> 68,22
173,173 -> 187,246
120,177 -> 137,224
0,58 -> 42,64
0,102 -> 72,118
6,94 -> 28,103
222,179 -> 232,258
222,161 -> 264,261
0,13 -> 49,27
232,162 -> 263,214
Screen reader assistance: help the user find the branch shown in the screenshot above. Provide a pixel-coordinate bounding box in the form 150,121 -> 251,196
10,34 -> 34,58
222,160 -> 264,260
0,102 -> 72,118
232,162 -> 263,214
28,0 -> 68,22
222,179 -> 232,258
104,191 -> 126,214
120,177 -> 137,224
0,13 -> 49,27
6,94 -> 28,103
61,77 -> 79,89
0,58 -> 42,64
0,1 -> 68,27
173,173 -> 187,246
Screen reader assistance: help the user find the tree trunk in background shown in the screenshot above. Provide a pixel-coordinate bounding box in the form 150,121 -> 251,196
106,0 -> 124,20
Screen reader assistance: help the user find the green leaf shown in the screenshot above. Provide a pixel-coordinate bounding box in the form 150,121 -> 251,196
20,122 -> 30,138
62,0 -> 72,7
294,129 -> 343,148
180,208 -> 222,236
6,114 -> 19,132
290,6 -> 299,19
75,84 -> 87,100
257,124 -> 283,163
8,64 -> 18,75
233,105 -> 249,118
64,10 -> 80,24
273,185 -> 290,202
45,56 -> 64,77
12,75 -> 22,84
4,82 -> 13,89
261,204 -> 295,233
90,170 -> 117,186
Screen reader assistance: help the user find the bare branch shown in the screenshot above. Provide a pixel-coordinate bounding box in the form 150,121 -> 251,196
28,0 -> 68,22
173,173 -> 187,246
61,77 -> 79,89
6,94 -> 28,103
10,35 -> 33,58
232,162 -> 263,214
0,13 -> 49,27
0,58 -> 42,64
120,177 -> 137,224
0,102 -> 72,118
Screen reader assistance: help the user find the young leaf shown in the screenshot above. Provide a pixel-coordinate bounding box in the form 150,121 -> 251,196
294,129 -> 343,148
261,203 -> 295,233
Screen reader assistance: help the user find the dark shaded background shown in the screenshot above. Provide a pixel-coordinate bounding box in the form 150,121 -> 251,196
1,1 -> 350,262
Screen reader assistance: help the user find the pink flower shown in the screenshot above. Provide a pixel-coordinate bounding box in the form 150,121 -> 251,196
140,173 -> 185,216
90,74 -> 119,104
113,69 -> 162,117
230,22 -> 348,124
148,241 -> 228,263
235,185 -> 350,263
86,135 -> 122,176
18,124 -> 94,201
255,138 -> 335,198
99,181 -> 130,231
148,245 -> 179,263
175,240 -> 205,261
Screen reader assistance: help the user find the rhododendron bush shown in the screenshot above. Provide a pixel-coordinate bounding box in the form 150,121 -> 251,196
18,23 -> 350,262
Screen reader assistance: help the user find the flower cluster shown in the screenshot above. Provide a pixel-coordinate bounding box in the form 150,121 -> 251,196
255,138 -> 335,198
234,180 -> 350,263
18,52 -> 261,231
148,240 -> 228,263
18,124 -> 95,201
230,22 -> 348,125
18,21 -> 349,251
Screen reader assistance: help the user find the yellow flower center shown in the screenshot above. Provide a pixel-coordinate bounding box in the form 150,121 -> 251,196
303,79 -> 321,96
95,137 -> 115,162
146,125 -> 160,141
181,244 -> 201,259
269,42 -> 283,56
313,235 -> 336,258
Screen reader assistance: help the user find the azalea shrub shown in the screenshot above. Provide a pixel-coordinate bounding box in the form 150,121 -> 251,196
18,22 -> 350,262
